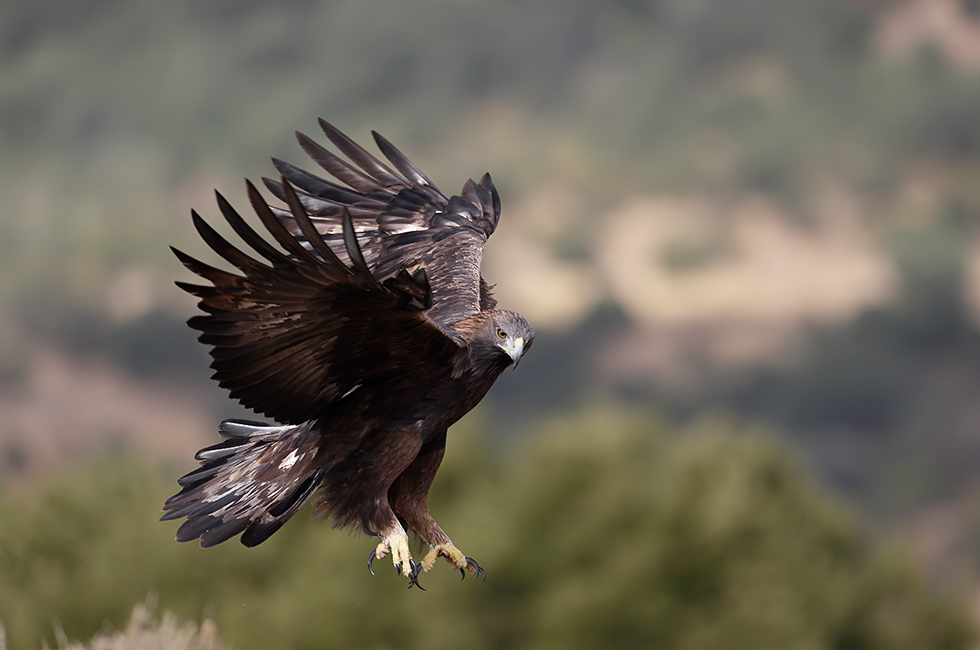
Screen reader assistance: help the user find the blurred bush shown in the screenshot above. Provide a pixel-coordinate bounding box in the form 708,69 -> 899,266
0,407 -> 973,650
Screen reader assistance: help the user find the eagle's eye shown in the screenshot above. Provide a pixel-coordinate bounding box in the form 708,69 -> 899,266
496,328 -> 507,339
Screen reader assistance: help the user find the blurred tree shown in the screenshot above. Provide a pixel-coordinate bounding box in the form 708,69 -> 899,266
0,408 -> 972,650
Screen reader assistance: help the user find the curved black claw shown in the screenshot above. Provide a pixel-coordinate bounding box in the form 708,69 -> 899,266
406,558 -> 426,591
367,549 -> 377,576
462,556 -> 486,582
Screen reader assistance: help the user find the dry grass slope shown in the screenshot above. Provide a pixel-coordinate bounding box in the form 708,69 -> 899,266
2,603 -> 234,650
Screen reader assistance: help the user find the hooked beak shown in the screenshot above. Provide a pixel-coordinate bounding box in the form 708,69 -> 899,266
505,337 -> 525,369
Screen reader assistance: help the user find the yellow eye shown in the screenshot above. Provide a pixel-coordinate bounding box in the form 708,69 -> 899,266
496,328 -> 507,339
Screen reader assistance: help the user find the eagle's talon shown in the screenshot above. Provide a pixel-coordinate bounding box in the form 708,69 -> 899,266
406,559 -> 426,590
420,542 -> 486,581
367,549 -> 377,576
465,556 -> 486,582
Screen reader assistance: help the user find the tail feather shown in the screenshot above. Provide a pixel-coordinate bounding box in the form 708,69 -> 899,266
240,472 -> 321,546
162,419 -> 323,548
200,518 -> 252,547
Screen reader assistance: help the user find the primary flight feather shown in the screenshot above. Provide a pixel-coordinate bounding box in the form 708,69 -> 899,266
162,120 -> 534,587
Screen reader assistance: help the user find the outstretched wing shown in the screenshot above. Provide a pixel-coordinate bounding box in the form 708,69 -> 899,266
175,178 -> 460,425
261,120 -> 501,333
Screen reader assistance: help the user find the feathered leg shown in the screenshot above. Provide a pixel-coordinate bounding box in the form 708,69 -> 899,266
314,424 -> 425,582
388,431 -> 485,580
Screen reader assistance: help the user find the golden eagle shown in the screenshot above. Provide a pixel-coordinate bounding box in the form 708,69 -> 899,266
162,120 -> 533,588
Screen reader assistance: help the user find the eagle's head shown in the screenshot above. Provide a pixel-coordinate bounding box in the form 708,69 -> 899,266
490,310 -> 534,369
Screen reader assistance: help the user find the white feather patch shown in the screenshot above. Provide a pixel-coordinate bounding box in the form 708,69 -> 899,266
278,450 -> 300,471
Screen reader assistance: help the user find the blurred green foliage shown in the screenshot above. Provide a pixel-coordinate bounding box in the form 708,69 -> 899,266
1,408 -> 973,650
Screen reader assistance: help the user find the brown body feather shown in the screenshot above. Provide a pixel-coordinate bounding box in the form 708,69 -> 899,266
163,121 -> 533,557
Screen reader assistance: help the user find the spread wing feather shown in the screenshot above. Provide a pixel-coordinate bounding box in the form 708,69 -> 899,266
370,130 -> 440,189
295,130 -> 389,196
260,121 -> 501,333
175,178 -> 460,425
316,118 -> 409,190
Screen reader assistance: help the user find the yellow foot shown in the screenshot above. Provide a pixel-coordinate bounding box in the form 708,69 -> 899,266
421,542 -> 486,581
367,532 -> 414,577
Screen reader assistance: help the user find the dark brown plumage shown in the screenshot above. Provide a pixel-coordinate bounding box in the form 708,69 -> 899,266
161,119 -> 534,586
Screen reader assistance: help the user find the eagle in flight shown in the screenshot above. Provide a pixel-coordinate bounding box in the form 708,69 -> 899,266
162,120 -> 533,588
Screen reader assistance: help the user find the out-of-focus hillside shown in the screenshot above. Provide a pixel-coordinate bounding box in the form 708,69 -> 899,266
3,0 -> 980,605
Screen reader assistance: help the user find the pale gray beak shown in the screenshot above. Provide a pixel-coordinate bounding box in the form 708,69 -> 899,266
504,337 -> 525,369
